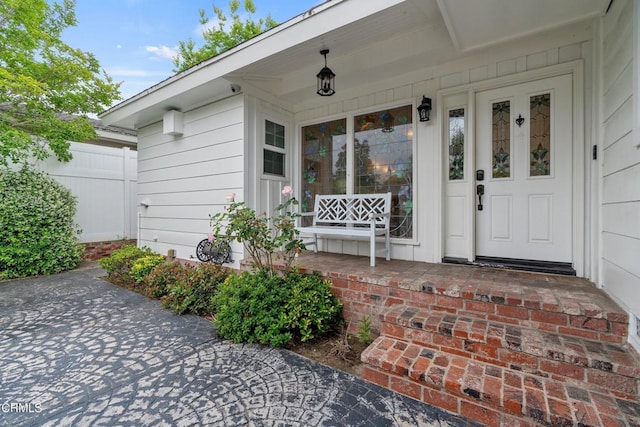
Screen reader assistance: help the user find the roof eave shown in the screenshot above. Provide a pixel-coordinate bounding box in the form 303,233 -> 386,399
100,0 -> 407,128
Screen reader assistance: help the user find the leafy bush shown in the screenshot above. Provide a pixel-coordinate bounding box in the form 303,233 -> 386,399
0,167 -> 83,279
98,245 -> 153,282
130,254 -> 166,283
143,260 -> 184,298
210,187 -> 304,275
161,263 -> 228,315
284,270 -> 343,342
213,269 -> 292,347
212,269 -> 343,347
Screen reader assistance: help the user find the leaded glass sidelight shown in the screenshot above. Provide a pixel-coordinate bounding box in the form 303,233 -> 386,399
530,93 -> 551,176
449,108 -> 465,180
354,105 -> 413,238
301,119 -> 347,224
492,101 -> 511,178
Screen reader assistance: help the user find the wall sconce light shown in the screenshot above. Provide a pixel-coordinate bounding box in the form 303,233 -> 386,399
316,49 -> 335,96
417,96 -> 432,122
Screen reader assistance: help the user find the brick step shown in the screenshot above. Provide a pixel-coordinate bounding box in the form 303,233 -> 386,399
381,305 -> 640,396
397,283 -> 629,344
362,336 -> 640,427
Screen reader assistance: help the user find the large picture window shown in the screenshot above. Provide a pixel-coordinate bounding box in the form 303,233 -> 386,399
301,105 -> 413,238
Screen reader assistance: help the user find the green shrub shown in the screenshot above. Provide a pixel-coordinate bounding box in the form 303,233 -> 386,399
0,167 -> 83,279
213,269 -> 292,347
142,260 -> 185,298
284,270 -> 343,342
161,263 -> 228,315
130,254 -> 166,283
98,245 -> 152,282
212,269 -> 343,347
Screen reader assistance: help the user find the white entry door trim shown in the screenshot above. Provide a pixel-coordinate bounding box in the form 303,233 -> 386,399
475,75 -> 573,262
437,60 -> 585,276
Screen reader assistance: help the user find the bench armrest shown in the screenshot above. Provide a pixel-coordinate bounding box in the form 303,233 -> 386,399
369,211 -> 391,220
299,211 -> 316,217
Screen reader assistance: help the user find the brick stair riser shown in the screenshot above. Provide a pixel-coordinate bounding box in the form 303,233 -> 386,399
382,315 -> 639,379
380,320 -> 639,397
328,278 -> 628,345
362,366 -> 538,427
429,296 -> 626,344
363,364 -> 571,426
362,337 -> 640,427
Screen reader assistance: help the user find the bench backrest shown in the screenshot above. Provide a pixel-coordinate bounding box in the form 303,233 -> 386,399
313,193 -> 391,228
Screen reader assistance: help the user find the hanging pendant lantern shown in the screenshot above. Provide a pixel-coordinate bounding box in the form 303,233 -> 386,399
316,49 -> 335,96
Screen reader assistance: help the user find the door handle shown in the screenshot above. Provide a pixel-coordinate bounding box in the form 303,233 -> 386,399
476,184 -> 484,211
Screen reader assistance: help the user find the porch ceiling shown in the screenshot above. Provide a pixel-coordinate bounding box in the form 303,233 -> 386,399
229,0 -> 608,110
100,0 -> 609,129
227,0 -> 453,108
437,0 -> 608,53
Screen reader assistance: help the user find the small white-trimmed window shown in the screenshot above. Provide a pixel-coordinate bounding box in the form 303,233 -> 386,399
264,120 -> 285,177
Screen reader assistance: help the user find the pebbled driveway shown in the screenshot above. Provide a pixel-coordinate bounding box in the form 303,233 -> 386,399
0,265 -> 477,426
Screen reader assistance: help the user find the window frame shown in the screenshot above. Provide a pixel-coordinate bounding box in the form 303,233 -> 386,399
262,118 -> 287,180
297,99 -> 418,243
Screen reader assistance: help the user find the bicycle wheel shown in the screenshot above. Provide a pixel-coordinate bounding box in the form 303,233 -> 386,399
196,239 -> 214,262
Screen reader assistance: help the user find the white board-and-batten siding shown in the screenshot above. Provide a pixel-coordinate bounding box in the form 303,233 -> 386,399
600,0 -> 640,342
136,96 -> 245,261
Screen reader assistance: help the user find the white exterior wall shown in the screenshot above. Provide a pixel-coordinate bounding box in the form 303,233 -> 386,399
136,95 -> 245,262
294,40 -> 588,266
599,0 -> 640,350
38,142 -> 137,243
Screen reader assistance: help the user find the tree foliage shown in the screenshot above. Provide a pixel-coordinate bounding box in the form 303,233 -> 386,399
0,0 -> 121,166
173,0 -> 277,72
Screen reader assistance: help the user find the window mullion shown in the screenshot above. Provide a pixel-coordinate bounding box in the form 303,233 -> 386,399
346,115 -> 355,195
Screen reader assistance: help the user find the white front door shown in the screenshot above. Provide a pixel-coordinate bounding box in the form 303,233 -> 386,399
475,74 -> 573,263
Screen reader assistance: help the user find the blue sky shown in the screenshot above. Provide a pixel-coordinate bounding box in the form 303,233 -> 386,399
62,0 -> 322,105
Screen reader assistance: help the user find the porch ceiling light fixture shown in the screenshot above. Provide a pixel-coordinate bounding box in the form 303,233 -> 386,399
316,49 -> 336,96
417,96 -> 432,122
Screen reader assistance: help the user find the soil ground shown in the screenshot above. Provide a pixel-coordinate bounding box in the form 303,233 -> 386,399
286,333 -> 368,377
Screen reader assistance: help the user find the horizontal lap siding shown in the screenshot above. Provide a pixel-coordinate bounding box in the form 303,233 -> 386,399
600,0 -> 640,319
137,97 -> 244,261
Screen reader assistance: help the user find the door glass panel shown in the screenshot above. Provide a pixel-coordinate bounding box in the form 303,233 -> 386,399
448,108 -> 464,180
492,101 -> 511,178
354,105 -> 413,238
529,93 -> 551,176
301,119 -> 347,224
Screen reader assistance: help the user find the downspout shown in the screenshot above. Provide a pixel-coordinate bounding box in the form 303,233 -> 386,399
137,211 -> 141,248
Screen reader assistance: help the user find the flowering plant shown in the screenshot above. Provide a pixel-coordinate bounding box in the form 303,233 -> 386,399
210,186 -> 305,276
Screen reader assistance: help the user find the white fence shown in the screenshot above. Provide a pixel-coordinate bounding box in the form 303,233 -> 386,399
37,142 -> 137,243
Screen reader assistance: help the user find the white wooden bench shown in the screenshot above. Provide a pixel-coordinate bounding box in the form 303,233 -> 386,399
296,193 -> 392,267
